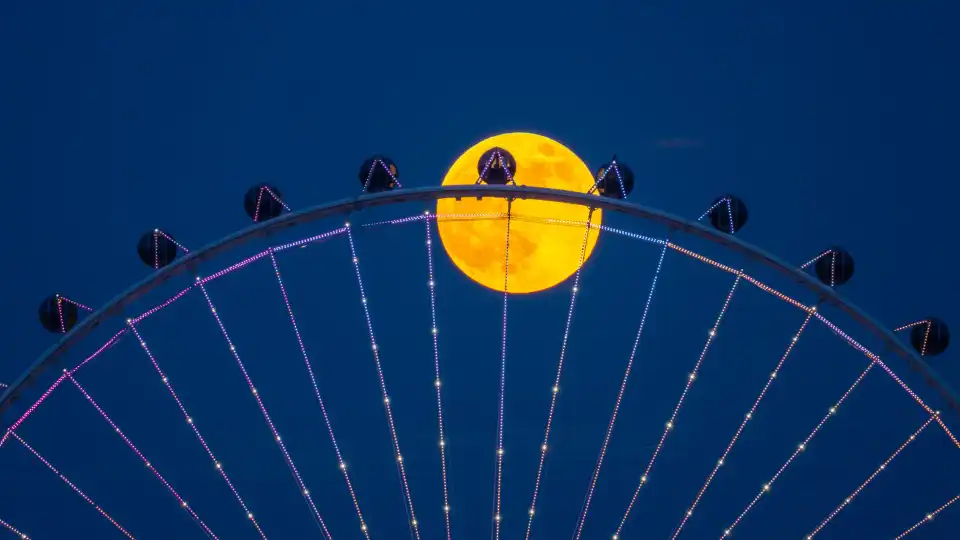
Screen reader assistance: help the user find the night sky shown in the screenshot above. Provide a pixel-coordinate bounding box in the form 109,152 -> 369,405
2,1 -> 959,538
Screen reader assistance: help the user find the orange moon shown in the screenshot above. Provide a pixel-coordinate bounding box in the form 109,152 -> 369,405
436,133 -> 602,294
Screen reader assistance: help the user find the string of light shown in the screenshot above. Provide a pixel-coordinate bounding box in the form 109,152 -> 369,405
65,374 -> 219,539
155,230 -> 190,253
363,210 -> 666,247
128,324 -> 268,539
573,242 -> 669,540
895,492 -> 960,539
0,515 -> 29,539
253,187 -> 291,222
345,223 -> 422,540
196,280 -> 333,539
268,249 -> 371,539
720,362 -> 876,537
697,199 -> 727,222
10,432 -> 135,539
525,209 -> 594,540
670,310 -> 816,539
492,202 -> 513,540
56,294 -> 94,313
1,329 -> 126,448
805,415 -> 936,538
816,314 -> 960,449
799,249 -> 832,270
894,320 -> 929,332
893,319 -> 935,356
423,212 -> 454,540
613,274 -> 743,539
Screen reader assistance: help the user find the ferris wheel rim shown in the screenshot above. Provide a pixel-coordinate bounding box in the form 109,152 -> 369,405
2,184 -> 956,423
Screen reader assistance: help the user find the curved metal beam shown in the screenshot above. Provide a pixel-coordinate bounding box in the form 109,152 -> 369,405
2,185 -> 957,422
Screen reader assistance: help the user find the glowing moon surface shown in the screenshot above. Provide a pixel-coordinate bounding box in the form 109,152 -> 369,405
437,132 -> 602,294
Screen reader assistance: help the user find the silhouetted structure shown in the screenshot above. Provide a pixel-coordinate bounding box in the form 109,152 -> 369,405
359,156 -> 400,193
814,247 -> 855,287
477,147 -> 516,185
911,318 -> 950,357
708,195 -> 748,234
137,230 -> 179,269
594,156 -> 635,199
243,184 -> 285,222
38,295 -> 79,334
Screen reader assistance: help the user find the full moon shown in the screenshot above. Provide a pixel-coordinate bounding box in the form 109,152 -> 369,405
437,132 -> 602,294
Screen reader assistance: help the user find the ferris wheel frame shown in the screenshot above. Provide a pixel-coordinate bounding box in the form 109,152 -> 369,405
2,184 -> 957,426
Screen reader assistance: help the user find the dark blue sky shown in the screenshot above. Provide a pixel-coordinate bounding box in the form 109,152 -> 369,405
2,1 -> 958,538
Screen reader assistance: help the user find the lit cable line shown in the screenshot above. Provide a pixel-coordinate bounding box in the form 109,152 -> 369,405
526,209 -> 595,540
670,310 -> 816,539
895,492 -> 960,539
346,224 -> 422,540
10,432 -> 135,539
492,201 -> 513,540
720,362 -> 875,538
613,274 -> 743,539
573,241 -> 669,540
268,249 -> 371,539
805,415 -> 937,539
66,374 -> 218,539
128,324 -> 268,538
424,212 -> 454,540
196,280 -> 333,539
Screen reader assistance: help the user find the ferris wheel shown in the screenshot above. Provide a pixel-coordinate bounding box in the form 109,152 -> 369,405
1,132 -> 956,539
